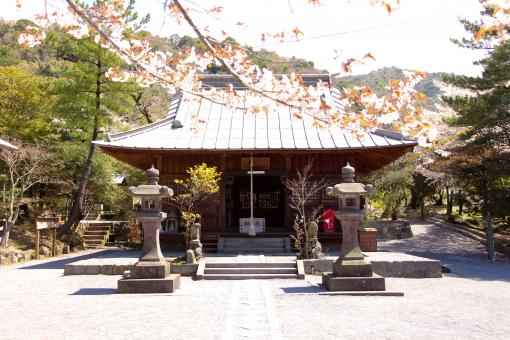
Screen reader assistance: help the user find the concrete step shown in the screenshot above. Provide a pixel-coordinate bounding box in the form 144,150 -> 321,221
205,267 -> 297,274
206,262 -> 296,268
203,273 -> 299,280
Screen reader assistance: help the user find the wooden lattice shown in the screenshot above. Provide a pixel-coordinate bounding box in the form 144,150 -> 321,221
258,191 -> 280,209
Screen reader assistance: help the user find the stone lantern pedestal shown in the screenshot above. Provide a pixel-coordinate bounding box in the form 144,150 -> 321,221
322,163 -> 385,292
118,166 -> 181,294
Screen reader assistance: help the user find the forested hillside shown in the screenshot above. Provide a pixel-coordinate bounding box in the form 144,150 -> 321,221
334,66 -> 445,109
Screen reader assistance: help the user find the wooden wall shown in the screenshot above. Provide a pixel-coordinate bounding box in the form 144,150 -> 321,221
100,146 -> 413,233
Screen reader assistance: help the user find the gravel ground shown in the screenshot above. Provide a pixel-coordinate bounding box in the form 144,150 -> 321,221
0,221 -> 508,340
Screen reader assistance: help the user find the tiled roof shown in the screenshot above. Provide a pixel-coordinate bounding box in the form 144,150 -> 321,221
95,75 -> 416,151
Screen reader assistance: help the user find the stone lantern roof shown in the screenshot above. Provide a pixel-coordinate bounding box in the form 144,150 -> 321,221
128,165 -> 173,197
326,163 -> 373,197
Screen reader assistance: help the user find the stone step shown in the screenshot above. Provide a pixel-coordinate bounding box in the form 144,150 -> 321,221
83,235 -> 107,239
203,273 -> 299,280
220,250 -> 288,255
82,235 -> 105,240
204,267 -> 297,274
84,231 -> 108,235
223,244 -> 285,249
223,238 -> 285,243
206,262 -> 296,268
84,241 -> 103,245
83,225 -> 111,230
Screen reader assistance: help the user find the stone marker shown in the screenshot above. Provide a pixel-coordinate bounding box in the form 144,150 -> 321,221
189,222 -> 203,259
186,249 -> 196,264
117,166 -> 181,293
322,163 -> 386,291
307,222 -> 323,259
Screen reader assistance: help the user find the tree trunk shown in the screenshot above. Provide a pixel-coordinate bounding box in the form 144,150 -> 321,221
0,221 -> 12,248
409,189 -> 418,209
445,186 -> 454,222
486,212 -> 495,261
457,190 -> 464,216
58,53 -> 102,238
434,188 -> 444,206
420,197 -> 425,220
132,93 -> 154,124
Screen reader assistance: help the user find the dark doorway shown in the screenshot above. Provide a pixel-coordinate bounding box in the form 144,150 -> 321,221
225,175 -> 284,232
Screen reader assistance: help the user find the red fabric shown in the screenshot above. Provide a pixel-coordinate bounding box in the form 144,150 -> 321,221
323,209 -> 335,232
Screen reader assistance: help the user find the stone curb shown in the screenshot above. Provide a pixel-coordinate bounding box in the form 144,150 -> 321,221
301,258 -> 442,278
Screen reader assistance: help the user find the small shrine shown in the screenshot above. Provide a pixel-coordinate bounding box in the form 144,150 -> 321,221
322,163 -> 386,291
117,166 -> 181,293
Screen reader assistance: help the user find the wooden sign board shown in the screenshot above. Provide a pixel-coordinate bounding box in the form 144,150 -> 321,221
36,217 -> 60,230
241,157 -> 270,170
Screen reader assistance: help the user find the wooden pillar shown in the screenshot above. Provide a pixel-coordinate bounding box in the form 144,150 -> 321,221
51,228 -> 57,257
219,154 -> 228,232
35,229 -> 40,260
156,154 -> 162,172
219,173 -> 226,232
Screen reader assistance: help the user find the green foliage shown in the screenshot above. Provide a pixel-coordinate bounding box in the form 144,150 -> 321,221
368,158 -> 414,220
170,163 -> 221,248
46,31 -> 138,141
440,13 -> 510,223
443,41 -> 510,149
0,66 -> 55,142
56,143 -> 142,211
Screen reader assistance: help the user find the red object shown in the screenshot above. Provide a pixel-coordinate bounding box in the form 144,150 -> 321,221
323,209 -> 335,232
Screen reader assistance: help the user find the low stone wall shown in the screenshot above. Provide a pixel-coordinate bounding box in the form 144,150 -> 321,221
301,254 -> 442,278
0,249 -> 34,265
64,260 -> 200,276
64,263 -> 130,275
363,220 -> 413,240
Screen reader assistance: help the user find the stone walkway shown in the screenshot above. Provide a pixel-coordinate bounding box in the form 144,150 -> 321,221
0,221 -> 509,339
222,281 -> 283,339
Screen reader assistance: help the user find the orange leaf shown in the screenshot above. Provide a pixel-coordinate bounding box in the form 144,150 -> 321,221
414,70 -> 427,78
475,27 -> 487,41
384,3 -> 392,14
209,6 -> 223,13
292,27 -> 304,39
363,52 -> 376,61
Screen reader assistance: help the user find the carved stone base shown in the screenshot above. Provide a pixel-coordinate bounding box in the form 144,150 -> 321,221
117,274 -> 181,294
322,273 -> 385,291
190,239 -> 203,258
129,261 -> 170,279
333,259 -> 373,277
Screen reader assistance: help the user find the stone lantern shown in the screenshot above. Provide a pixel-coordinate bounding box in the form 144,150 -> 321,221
322,163 -> 385,292
118,165 -> 181,293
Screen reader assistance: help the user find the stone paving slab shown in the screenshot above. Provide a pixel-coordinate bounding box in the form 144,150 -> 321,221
1,221 -> 510,339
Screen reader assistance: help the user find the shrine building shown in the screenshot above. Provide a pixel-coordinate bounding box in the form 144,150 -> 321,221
95,74 -> 417,250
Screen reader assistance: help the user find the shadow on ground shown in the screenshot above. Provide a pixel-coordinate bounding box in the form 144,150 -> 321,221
70,288 -> 117,295
18,249 -> 132,270
281,286 -> 324,294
